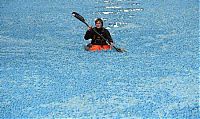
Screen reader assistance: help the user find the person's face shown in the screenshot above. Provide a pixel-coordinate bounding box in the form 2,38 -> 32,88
95,21 -> 102,28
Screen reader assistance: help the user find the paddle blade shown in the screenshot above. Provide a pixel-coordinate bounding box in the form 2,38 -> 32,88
114,46 -> 126,53
72,12 -> 86,23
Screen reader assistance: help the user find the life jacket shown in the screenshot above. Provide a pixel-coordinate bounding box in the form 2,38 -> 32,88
92,28 -> 107,45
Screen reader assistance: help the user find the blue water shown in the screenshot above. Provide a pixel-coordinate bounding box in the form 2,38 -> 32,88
0,0 -> 199,118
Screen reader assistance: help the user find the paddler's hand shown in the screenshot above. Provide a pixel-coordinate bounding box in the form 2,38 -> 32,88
110,42 -> 114,48
88,26 -> 92,31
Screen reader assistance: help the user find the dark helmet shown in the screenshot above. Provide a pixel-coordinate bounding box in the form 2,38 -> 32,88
95,18 -> 103,26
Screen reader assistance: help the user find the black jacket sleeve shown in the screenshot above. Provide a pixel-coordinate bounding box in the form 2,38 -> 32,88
104,29 -> 113,43
84,30 -> 93,40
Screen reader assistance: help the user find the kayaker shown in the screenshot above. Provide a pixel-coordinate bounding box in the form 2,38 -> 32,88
84,18 -> 114,51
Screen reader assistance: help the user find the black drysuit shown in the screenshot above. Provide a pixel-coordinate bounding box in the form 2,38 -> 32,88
84,27 -> 113,45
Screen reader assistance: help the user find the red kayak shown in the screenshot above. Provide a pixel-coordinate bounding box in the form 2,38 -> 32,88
84,44 -> 112,51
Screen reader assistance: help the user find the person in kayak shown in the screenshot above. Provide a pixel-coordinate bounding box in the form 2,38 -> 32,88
84,18 -> 114,51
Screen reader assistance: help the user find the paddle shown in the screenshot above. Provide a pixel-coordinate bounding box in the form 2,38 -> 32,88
72,12 -> 126,52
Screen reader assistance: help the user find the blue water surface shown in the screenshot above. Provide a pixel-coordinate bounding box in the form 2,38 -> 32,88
0,0 -> 199,118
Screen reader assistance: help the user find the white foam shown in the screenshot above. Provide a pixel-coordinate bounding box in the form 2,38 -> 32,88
102,11 -> 114,15
105,6 -> 122,9
121,8 -> 144,12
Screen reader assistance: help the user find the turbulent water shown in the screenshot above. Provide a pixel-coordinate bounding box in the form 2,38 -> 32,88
0,0 -> 199,118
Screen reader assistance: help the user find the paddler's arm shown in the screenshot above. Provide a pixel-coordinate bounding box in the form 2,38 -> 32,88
84,26 -> 93,40
105,29 -> 114,44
